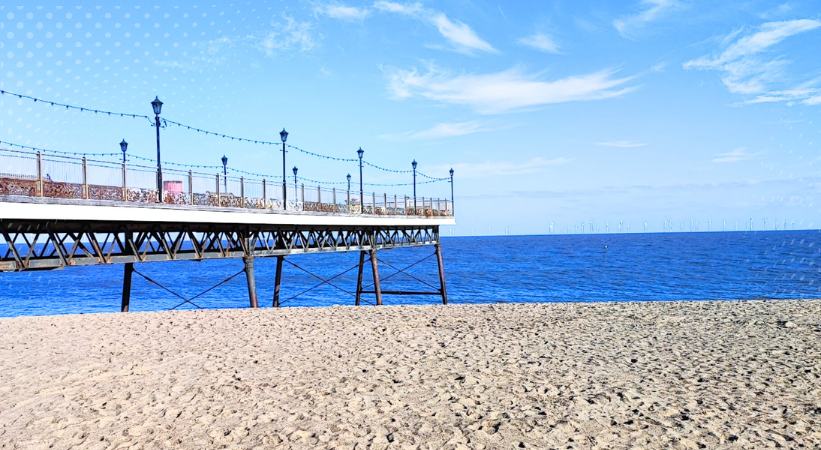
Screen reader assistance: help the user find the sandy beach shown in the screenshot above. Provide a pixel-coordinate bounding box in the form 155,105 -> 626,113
0,300 -> 818,449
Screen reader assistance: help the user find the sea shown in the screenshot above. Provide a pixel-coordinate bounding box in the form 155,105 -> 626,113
0,230 -> 818,317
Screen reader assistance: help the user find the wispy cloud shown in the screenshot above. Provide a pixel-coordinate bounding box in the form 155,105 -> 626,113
436,157 -> 571,178
385,65 -> 636,114
684,19 -> 821,103
613,0 -> 681,38
383,121 -> 493,140
259,16 -> 317,55
596,140 -> 647,148
712,148 -> 753,163
374,1 -> 495,54
518,32 -> 561,54
315,3 -> 370,21
373,1 -> 423,15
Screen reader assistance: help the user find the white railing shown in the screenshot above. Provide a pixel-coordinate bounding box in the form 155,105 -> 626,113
0,148 -> 453,217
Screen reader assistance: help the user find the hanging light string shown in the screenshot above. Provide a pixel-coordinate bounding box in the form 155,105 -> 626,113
363,161 -> 412,174
0,139 -> 122,158
0,88 -> 150,120
1,88 -> 452,182
162,119 -> 278,145
286,144 -> 358,162
1,140 -> 451,186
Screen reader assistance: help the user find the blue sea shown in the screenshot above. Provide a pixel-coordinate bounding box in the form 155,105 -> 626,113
0,230 -> 818,317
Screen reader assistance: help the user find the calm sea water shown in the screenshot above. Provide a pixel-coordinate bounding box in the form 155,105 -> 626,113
0,230 -> 818,317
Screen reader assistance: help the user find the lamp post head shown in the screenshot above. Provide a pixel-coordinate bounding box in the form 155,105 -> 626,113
280,128 -> 288,143
120,139 -> 128,153
357,147 -> 364,159
449,168 -> 454,177
221,155 -> 228,167
151,96 -> 163,115
346,173 -> 351,182
292,166 -> 298,177
412,160 -> 417,170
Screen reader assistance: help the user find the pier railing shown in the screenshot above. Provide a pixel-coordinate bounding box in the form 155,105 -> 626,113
0,148 -> 452,217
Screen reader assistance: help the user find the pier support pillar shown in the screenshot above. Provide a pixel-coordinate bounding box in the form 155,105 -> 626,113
243,255 -> 259,308
369,248 -> 383,306
273,255 -> 284,307
355,251 -> 366,306
121,262 -> 133,312
435,243 -> 448,305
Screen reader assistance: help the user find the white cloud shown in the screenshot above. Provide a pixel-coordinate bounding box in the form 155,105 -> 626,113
373,1 -> 423,16
804,95 -> 821,105
384,121 -> 492,140
596,140 -> 647,148
260,17 -> 317,55
684,19 -> 821,102
374,1 -> 495,54
712,148 -> 752,163
441,157 -> 571,178
518,32 -> 561,54
315,4 -> 370,21
745,87 -> 821,105
687,19 -> 820,69
613,0 -> 680,38
386,65 -> 635,114
429,13 -> 496,54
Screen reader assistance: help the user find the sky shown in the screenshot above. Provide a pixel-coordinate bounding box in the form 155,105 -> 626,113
0,0 -> 819,236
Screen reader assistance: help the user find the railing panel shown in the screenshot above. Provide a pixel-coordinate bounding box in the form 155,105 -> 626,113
162,168 -> 190,205
0,148 -> 454,217
87,160 -> 124,201
125,165 -> 159,203
190,172 -> 218,207
0,150 -> 38,196
41,156 -> 83,199
242,178 -> 265,209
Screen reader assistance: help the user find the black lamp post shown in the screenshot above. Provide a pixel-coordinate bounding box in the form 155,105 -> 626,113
357,147 -> 364,209
412,159 -> 417,213
346,173 -> 351,209
120,139 -> 128,163
221,155 -> 228,192
151,96 -> 163,202
449,168 -> 454,215
292,166 -> 298,201
280,128 -> 288,209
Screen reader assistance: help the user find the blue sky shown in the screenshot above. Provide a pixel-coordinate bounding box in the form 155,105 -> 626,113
0,0 -> 819,235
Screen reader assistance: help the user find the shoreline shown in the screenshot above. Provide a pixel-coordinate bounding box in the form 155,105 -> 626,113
1,300 -> 818,448
1,297 -> 819,320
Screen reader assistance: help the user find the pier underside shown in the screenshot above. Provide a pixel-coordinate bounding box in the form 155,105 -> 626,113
0,201 -> 452,310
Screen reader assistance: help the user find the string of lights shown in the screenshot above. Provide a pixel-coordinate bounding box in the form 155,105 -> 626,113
1,142 -> 450,190
0,139 -> 122,158
417,171 -> 448,181
0,88 -> 150,120
1,88 -> 454,182
286,144 -> 358,162
363,160 -> 413,174
163,119 -> 279,145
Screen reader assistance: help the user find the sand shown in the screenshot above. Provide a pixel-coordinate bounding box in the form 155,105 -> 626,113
0,300 -> 818,449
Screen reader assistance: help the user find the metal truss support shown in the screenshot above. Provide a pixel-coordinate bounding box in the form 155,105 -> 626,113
121,262 -> 133,312
435,243 -> 448,305
273,255 -> 284,307
369,247 -> 383,306
243,255 -> 259,308
355,251 -> 366,306
0,222 -> 441,272
359,245 -> 449,305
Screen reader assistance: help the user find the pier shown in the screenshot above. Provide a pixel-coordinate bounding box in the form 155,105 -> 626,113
0,146 -> 455,311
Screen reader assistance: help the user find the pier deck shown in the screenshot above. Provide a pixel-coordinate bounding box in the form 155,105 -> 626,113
0,148 -> 455,310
